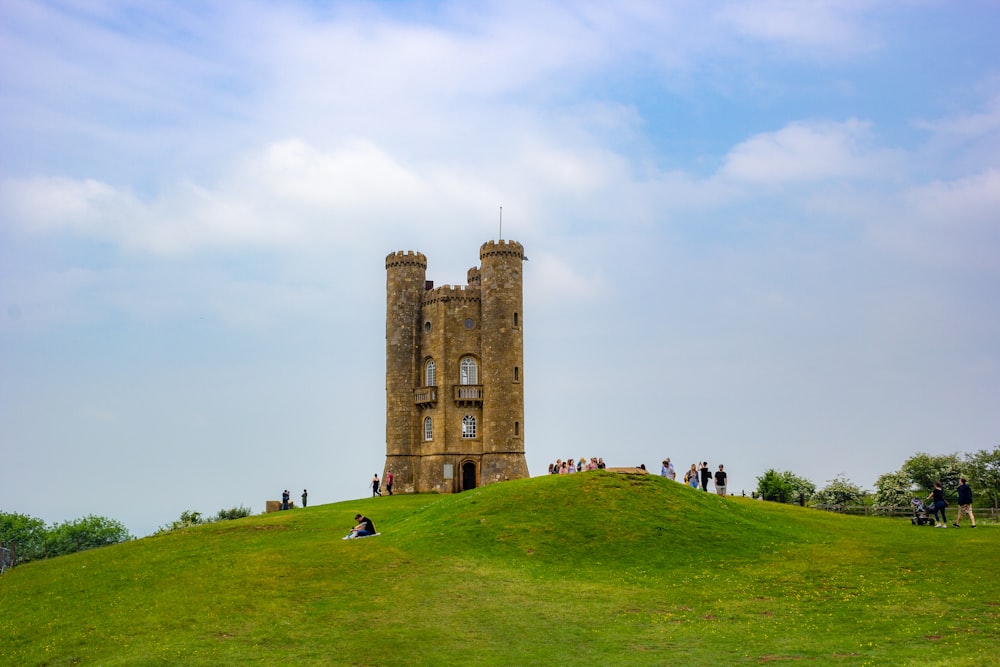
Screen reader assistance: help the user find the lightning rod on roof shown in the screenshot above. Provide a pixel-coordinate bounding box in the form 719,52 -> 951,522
499,205 -> 503,240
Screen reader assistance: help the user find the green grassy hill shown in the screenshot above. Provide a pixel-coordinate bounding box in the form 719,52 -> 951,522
3,472 -> 997,666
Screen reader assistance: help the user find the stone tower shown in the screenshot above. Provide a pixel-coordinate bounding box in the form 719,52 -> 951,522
384,240 -> 529,494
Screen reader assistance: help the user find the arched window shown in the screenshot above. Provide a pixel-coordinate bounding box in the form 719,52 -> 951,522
459,357 -> 478,385
462,415 -> 477,439
514,312 -> 519,327
514,421 -> 520,436
425,359 -> 436,387
513,366 -> 519,382
424,416 -> 433,441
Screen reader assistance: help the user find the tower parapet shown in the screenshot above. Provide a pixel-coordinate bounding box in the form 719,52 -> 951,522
480,239 -> 524,260
385,250 -> 428,269
422,284 -> 481,305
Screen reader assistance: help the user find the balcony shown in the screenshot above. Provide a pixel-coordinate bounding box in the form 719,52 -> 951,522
414,387 -> 437,408
454,385 -> 484,405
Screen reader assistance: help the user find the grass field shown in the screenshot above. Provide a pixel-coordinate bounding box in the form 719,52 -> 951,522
2,471 -> 997,666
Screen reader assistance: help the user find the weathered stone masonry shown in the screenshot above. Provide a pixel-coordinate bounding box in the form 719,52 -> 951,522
384,240 -> 529,493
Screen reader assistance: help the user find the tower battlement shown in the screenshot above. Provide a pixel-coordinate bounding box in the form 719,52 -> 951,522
422,284 -> 481,305
480,240 -> 524,260
385,250 -> 428,269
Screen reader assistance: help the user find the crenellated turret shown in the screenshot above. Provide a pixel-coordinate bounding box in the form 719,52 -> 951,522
385,250 -> 427,491
478,240 -> 528,483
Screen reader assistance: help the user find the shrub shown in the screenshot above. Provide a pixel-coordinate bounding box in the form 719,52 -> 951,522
156,507 -> 254,534
872,469 -> 912,514
811,474 -> 865,507
0,512 -> 47,564
756,469 -> 815,504
902,452 -> 962,493
964,446 -> 1000,508
43,515 -> 132,557
155,510 -> 205,535
213,506 -> 253,522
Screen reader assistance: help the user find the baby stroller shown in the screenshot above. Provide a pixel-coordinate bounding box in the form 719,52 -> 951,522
910,498 -> 934,526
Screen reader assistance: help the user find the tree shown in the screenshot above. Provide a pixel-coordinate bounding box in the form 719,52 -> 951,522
44,515 -> 132,557
811,474 -> 865,507
963,446 -> 1000,509
872,469 -> 913,513
0,512 -> 48,564
756,469 -> 815,504
902,452 -> 962,494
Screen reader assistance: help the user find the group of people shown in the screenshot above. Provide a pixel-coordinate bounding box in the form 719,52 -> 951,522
926,478 -> 977,528
660,459 -> 728,497
345,470 -> 980,545
280,489 -> 309,510
547,457 -> 606,474
371,471 -> 394,497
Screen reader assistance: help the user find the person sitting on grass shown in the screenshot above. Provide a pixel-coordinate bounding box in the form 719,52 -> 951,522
344,514 -> 377,540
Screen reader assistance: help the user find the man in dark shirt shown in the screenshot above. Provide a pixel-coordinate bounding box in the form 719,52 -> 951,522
953,478 -> 977,528
344,514 -> 377,539
714,465 -> 728,497
700,462 -> 711,492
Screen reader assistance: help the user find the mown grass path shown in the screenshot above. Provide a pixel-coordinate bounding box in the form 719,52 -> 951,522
3,472 -> 997,665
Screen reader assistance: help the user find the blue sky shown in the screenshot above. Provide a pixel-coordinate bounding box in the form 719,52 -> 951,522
1,1 -> 998,537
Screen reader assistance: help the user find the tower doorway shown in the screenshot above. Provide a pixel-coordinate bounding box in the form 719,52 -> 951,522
461,461 -> 477,491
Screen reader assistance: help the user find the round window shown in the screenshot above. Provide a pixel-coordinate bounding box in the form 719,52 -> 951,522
464,318 -> 475,330
424,321 -> 431,332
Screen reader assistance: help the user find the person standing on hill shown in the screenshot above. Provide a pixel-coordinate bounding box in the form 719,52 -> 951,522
301,489 -> 308,508
953,478 -> 977,528
686,464 -> 699,489
927,481 -> 948,527
281,489 -> 290,510
700,462 -> 711,492
385,470 -> 394,496
714,465 -> 727,497
372,474 -> 382,497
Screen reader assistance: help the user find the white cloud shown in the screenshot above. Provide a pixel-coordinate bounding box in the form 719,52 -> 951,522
716,0 -> 881,56
718,118 -> 899,186
878,169 -> 1000,271
914,94 -> 1000,138
526,248 -> 609,307
911,93 -> 1000,178
1,129 -> 639,257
